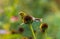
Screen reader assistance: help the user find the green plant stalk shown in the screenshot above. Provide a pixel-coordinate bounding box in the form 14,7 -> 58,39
40,29 -> 48,39
29,24 -> 36,39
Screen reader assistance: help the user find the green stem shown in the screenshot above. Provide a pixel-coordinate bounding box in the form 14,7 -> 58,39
29,24 -> 36,39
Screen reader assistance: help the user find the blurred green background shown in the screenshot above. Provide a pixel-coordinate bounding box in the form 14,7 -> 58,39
0,0 -> 60,39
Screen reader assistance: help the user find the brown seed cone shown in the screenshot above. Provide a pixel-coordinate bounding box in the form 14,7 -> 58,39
40,23 -> 48,33
18,27 -> 24,34
11,30 -> 17,34
24,15 -> 33,24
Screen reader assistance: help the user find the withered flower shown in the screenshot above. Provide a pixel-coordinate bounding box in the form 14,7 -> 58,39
40,23 -> 48,32
35,18 -> 42,22
19,12 -> 33,24
18,27 -> 24,33
19,12 -> 25,19
19,12 -> 36,39
11,30 -> 17,34
24,15 -> 33,24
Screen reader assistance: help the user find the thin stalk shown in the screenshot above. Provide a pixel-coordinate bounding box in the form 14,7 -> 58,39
29,24 -> 36,39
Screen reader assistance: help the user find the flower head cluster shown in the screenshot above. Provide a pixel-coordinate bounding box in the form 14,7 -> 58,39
20,12 -> 33,24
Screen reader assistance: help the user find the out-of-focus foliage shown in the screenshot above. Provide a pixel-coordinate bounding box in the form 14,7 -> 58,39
0,0 -> 60,39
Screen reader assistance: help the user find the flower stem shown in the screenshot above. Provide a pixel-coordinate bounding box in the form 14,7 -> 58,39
29,24 -> 36,39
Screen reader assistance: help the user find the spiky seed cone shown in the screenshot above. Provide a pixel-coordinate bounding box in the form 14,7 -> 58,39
40,23 -> 48,32
24,15 -> 33,24
11,30 -> 17,34
18,27 -> 24,34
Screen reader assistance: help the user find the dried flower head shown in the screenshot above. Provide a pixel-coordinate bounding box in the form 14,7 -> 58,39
19,12 -> 26,19
35,18 -> 43,22
24,15 -> 33,24
20,12 -> 25,17
19,11 -> 33,24
40,23 -> 48,32
18,27 -> 24,33
11,30 -> 17,34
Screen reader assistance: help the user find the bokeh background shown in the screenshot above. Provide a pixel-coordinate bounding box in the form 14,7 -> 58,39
0,0 -> 60,39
